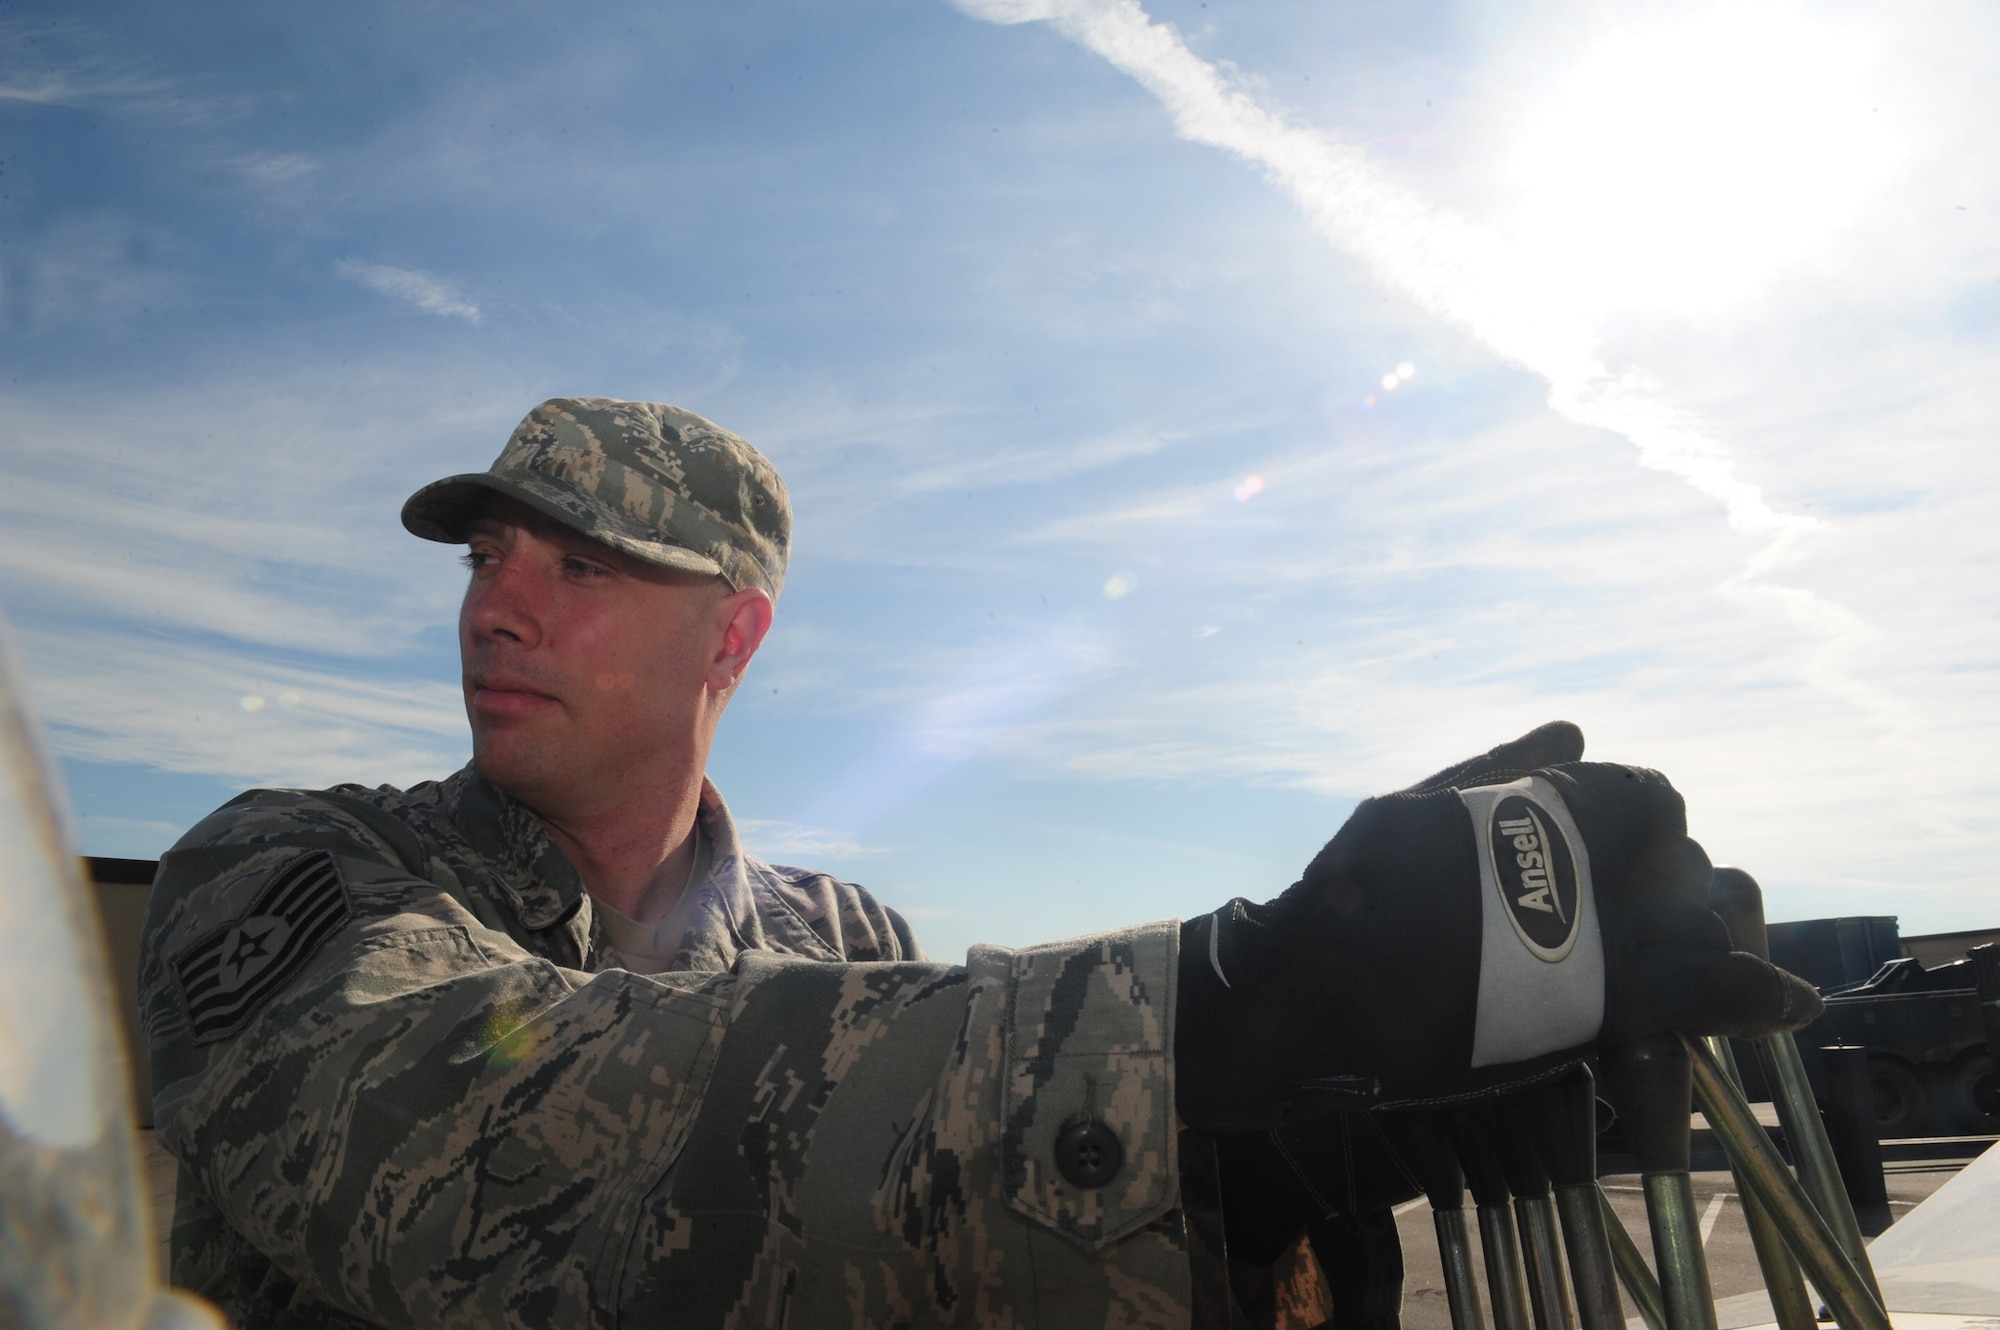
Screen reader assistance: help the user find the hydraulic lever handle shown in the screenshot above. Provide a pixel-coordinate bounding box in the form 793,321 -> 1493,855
1495,1090 -> 1579,1330
1511,1067 -> 1624,1330
1687,1037 -> 1892,1330
1409,1113 -> 1488,1330
1708,866 -> 1881,1302
1452,1103 -> 1535,1330
1699,1032 -> 1816,1330
1598,1035 -> 1719,1330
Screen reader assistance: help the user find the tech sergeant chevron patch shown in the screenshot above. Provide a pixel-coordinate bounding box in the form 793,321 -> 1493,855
174,849 -> 352,1044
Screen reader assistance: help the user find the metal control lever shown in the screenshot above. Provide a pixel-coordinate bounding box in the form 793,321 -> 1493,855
1597,1182 -> 1669,1330
1686,1037 -> 1892,1330
1697,1028 -> 1815,1330
1409,1113 -> 1489,1330
1707,867 -> 1881,1304
1510,1067 -> 1625,1330
1452,1103 -> 1535,1330
1597,1035 -> 1720,1330
1493,1093 -> 1579,1330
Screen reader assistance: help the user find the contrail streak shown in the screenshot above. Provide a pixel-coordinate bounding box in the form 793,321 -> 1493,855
954,0 -> 1908,732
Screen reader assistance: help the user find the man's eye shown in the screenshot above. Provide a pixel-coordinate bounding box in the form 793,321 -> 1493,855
460,551 -> 496,571
564,557 -> 611,578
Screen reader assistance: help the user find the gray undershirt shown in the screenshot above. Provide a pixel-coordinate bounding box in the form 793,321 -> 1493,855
593,822 -> 710,975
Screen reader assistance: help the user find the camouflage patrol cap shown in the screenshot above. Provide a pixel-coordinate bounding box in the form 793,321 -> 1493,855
401,397 -> 790,600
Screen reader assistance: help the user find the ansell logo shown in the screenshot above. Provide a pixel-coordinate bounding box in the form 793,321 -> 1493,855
1488,794 -> 1581,961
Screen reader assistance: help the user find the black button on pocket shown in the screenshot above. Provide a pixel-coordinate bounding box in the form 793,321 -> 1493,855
1054,1119 -> 1123,1189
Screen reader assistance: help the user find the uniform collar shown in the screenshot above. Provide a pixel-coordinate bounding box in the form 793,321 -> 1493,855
447,765 -> 586,931
658,780 -> 759,971
447,763 -> 760,966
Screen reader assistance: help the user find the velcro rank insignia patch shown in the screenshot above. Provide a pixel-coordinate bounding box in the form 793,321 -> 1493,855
174,849 -> 352,1044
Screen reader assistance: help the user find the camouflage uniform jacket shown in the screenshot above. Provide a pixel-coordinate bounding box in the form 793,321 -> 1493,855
139,764 -> 1190,1329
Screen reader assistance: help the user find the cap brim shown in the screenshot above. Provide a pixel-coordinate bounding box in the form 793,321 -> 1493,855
400,472 -> 728,580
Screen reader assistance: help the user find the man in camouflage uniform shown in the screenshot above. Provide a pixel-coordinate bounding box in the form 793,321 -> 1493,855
140,398 -> 1821,1329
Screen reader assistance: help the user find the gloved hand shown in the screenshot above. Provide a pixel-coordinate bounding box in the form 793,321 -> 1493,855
1212,1111 -> 1424,1266
1204,1112 -> 1419,1328
1395,718 -> 1588,795
1199,724 -> 1585,1294
1175,724 -> 1822,1132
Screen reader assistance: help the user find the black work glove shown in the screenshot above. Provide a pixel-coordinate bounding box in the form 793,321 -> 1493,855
1213,1111 -> 1424,1266
1201,724 -> 1584,1291
1175,725 -> 1822,1132
1204,1113 -> 1418,1329
1396,718 -> 1588,795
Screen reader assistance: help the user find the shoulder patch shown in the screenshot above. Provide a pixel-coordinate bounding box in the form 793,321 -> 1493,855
174,849 -> 353,1044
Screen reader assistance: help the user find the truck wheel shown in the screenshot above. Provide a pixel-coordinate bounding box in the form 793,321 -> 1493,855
1943,1053 -> 1999,1135
1866,1057 -> 1926,1138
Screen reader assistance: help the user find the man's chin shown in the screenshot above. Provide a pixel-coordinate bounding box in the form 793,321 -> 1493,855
469,738 -> 565,804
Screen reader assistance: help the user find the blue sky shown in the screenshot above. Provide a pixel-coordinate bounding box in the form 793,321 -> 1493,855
4,0 -> 1996,961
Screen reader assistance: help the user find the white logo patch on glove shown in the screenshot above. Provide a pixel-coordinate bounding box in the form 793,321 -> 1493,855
1459,776 -> 1603,1067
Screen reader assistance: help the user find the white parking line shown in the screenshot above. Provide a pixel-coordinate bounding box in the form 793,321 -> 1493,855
1698,1192 -> 1728,1246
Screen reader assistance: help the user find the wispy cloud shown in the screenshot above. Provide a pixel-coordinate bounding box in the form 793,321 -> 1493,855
0,24 -> 247,126
76,815 -> 191,846
14,624 -> 466,791
0,72 -> 175,106
894,429 -> 1170,496
2,215 -> 187,333
0,372 -> 516,789
230,151 -> 320,186
735,819 -> 886,861
0,382 -> 478,653
223,150 -> 326,216
0,475 -> 423,652
951,0 -> 1906,733
336,260 -> 481,322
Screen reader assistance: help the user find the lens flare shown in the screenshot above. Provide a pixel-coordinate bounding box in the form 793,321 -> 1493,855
483,995 -> 545,1068
1232,474 -> 1265,501
1102,572 -> 1136,599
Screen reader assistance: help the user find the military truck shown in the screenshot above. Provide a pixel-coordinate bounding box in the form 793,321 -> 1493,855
1751,916 -> 2000,1138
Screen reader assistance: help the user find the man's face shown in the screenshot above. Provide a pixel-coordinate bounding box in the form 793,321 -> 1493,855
458,499 -> 729,812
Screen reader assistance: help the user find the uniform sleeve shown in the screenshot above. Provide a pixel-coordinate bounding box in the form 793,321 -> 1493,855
139,795 -> 1188,1329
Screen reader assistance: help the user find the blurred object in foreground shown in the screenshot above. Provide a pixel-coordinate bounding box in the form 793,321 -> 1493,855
0,610 -> 221,1330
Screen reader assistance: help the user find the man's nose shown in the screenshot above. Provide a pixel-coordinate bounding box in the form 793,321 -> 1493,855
462,555 -> 543,647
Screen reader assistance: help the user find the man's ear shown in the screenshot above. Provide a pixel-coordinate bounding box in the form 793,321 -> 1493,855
706,587 -> 774,693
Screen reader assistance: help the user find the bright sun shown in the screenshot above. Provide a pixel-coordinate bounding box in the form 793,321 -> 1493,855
1508,3 -> 1900,319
